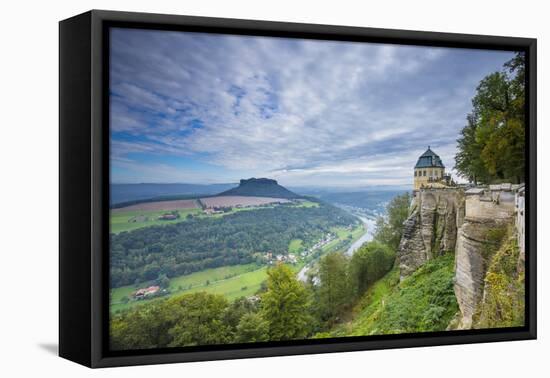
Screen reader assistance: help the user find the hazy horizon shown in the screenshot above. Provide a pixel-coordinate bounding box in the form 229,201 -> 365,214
110,180 -> 412,190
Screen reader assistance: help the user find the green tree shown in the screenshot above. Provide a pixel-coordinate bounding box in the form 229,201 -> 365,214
167,292 -> 232,347
223,296 -> 259,335
349,241 -> 395,297
156,273 -> 170,289
110,303 -> 175,350
374,192 -> 411,251
260,264 -> 313,340
455,52 -> 525,184
317,252 -> 351,322
235,313 -> 269,343
455,113 -> 490,184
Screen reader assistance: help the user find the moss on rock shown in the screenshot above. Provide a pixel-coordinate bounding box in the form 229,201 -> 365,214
474,228 -> 525,328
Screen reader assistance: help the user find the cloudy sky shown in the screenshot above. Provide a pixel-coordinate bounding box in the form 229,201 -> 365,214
109,28 -> 515,188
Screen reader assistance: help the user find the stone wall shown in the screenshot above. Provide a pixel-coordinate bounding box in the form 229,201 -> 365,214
464,189 -> 515,220
453,184 -> 524,329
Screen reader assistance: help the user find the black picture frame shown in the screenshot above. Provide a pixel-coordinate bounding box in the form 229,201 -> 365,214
59,9 -> 537,368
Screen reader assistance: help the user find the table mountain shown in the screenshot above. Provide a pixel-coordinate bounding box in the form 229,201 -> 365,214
217,178 -> 301,199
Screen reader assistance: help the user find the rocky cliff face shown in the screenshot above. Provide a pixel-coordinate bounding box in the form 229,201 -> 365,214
397,189 -> 464,278
397,186 -> 522,330
453,188 -> 517,329
453,219 -> 509,328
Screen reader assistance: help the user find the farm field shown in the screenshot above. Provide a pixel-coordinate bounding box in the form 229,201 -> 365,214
110,197 -> 317,234
110,264 -> 270,313
110,207 -> 202,234
200,195 -> 290,208
112,199 -> 199,212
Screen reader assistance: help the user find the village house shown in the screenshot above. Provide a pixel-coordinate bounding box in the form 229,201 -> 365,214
158,213 -> 178,221
133,285 -> 160,299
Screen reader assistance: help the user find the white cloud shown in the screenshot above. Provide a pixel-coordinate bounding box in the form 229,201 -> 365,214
109,29 -> 515,186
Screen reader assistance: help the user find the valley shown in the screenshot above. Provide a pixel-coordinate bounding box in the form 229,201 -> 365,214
109,181 -> 381,315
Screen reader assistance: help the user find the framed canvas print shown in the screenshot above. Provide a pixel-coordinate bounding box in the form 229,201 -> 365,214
59,10 -> 537,368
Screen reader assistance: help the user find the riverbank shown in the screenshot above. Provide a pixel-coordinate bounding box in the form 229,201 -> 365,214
345,216 -> 376,256
297,217 -> 374,282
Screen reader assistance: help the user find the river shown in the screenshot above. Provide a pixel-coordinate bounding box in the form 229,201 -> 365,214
297,216 -> 375,282
345,216 -> 376,256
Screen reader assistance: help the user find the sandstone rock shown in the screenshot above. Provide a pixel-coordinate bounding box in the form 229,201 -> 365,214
398,208 -> 425,278
453,220 -> 497,329
453,186 -> 519,329
397,186 -> 523,330
397,189 -> 464,279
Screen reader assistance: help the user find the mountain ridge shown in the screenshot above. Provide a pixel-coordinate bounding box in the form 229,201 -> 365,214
218,178 -> 302,199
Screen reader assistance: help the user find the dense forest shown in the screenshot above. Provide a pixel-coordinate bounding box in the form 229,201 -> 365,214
110,193 -> 412,350
455,53 -> 525,184
110,201 -> 357,287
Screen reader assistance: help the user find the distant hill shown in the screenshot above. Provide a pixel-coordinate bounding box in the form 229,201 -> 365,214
217,178 -> 302,199
111,183 -> 237,206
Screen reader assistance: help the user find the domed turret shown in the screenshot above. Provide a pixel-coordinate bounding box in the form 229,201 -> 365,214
414,146 -> 447,190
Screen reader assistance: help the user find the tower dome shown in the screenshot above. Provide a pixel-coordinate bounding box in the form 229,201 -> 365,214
414,146 -> 446,190
414,146 -> 445,169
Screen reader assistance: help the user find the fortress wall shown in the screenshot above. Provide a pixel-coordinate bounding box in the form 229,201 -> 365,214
464,193 -> 515,221
453,184 -> 525,329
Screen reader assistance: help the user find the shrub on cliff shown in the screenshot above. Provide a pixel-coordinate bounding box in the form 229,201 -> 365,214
474,230 -> 525,328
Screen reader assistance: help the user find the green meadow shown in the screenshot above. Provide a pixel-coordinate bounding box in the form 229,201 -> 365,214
288,239 -> 303,253
110,264 -> 267,313
294,200 -> 320,208
110,200 -> 318,234
110,262 -> 313,313
321,224 -> 365,253
110,207 -> 202,234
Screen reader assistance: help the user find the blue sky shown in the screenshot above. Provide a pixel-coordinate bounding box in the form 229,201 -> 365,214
110,28 -> 516,188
